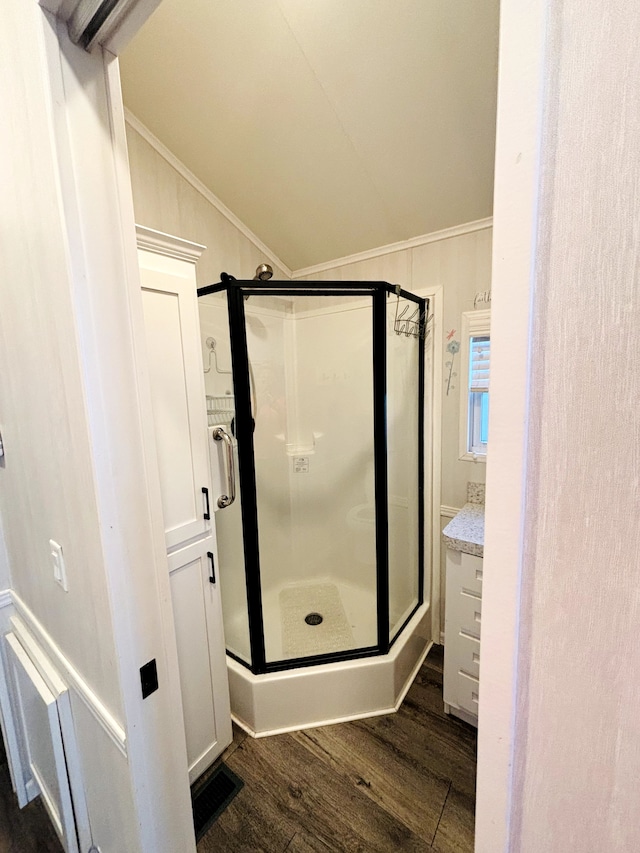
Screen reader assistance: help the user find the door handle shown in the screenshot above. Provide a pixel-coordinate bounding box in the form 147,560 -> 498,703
207,551 -> 216,584
202,486 -> 211,520
213,426 -> 236,508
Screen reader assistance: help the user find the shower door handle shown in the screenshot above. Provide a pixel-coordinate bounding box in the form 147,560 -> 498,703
212,426 -> 236,508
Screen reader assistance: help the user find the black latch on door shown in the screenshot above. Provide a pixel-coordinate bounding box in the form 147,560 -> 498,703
140,659 -> 158,699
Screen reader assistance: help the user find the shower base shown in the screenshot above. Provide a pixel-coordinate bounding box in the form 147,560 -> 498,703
227,601 -> 431,737
263,579 -> 375,661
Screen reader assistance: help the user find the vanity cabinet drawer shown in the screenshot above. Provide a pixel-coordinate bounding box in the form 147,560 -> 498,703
456,631 -> 481,681
459,552 -> 483,595
457,671 -> 480,716
457,590 -> 482,639
448,549 -> 483,596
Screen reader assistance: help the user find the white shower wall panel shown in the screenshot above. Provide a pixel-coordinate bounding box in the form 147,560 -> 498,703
289,302 -> 376,594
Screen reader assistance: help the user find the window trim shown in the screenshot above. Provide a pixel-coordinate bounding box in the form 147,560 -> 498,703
458,309 -> 491,463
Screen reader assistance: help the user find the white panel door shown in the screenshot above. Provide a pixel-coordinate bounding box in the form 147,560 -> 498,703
5,633 -> 79,853
140,265 -> 212,550
168,536 -> 232,783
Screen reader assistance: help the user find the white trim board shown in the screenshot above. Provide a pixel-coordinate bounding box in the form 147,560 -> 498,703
135,225 -> 205,263
417,285 -> 443,643
474,0 -> 546,848
440,505 -> 462,519
124,109 -> 293,278
292,218 -> 493,279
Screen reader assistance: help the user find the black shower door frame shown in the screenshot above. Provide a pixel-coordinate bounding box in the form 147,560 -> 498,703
197,280 -> 427,675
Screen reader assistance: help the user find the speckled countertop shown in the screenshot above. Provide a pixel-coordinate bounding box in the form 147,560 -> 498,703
442,483 -> 485,557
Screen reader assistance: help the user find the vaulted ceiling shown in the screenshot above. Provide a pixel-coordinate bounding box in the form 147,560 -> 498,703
120,0 -> 499,270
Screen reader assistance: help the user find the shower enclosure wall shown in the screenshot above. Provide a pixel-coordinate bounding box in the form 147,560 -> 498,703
198,280 -> 432,734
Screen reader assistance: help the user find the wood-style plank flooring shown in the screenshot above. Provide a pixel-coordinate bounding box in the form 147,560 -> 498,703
198,645 -> 477,853
0,645 -> 476,852
0,735 -> 63,852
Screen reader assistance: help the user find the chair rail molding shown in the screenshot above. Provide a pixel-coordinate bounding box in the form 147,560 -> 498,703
10,591 -> 127,756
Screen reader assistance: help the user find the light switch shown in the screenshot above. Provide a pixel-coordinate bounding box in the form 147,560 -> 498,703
49,540 -> 68,591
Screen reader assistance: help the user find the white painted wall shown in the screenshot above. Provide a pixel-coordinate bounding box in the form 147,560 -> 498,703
513,0 -> 640,848
0,518 -> 11,592
290,301 -> 375,598
0,3 -> 194,850
0,0 -> 122,723
477,0 -> 640,849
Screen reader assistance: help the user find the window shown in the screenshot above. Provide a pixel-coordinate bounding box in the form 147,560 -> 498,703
459,310 -> 491,462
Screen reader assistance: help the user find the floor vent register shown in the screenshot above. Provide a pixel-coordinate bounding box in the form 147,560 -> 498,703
191,763 -> 244,841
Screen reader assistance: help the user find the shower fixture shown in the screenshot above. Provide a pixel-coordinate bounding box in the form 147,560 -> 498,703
253,263 -> 273,281
203,337 -> 232,375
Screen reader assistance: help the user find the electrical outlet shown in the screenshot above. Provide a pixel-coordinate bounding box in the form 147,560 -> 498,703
49,540 -> 68,591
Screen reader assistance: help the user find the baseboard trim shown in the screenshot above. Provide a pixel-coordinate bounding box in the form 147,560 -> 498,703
10,591 -> 127,756
25,778 -> 39,803
0,590 -> 13,610
440,505 -> 461,519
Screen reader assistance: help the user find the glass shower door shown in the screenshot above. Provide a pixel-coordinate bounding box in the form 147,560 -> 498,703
198,290 -> 252,667
386,292 -> 424,641
245,292 -> 378,666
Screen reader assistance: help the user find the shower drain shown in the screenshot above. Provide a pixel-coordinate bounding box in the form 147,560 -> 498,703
305,612 -> 323,626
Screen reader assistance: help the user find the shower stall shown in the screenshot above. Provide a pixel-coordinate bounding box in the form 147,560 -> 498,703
198,278 -> 432,735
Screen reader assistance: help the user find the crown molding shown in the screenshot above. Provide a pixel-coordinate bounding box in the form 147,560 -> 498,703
135,224 -> 205,262
125,110 -> 293,278
292,217 -> 493,278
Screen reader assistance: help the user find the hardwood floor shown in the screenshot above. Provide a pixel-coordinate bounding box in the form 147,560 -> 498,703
0,645 -> 476,852
0,735 -> 63,852
198,645 -> 477,853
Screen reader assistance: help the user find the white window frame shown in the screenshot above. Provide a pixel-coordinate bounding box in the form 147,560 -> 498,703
458,309 -> 491,462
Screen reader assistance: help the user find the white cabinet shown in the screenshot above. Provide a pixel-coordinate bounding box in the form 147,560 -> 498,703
168,537 -> 229,781
139,264 -> 212,551
443,548 -> 482,726
138,227 -> 232,783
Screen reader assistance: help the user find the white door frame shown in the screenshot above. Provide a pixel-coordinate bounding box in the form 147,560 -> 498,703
474,0 -> 547,849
